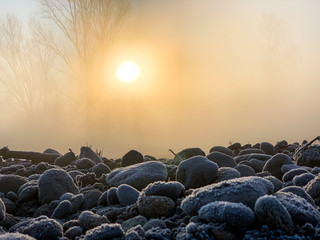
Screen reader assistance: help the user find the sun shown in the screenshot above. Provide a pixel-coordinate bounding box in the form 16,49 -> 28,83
116,61 -> 140,83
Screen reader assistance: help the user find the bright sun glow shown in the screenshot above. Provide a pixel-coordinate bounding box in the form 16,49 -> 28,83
116,61 -> 140,83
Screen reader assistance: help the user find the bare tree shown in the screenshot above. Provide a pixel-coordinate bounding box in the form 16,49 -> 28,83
0,14 -> 56,119
34,0 -> 131,113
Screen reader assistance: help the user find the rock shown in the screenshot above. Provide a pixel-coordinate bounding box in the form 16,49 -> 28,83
81,189 -> 102,210
28,174 -> 41,181
143,219 -> 167,231
260,142 -> 275,155
92,163 -> 110,178
235,153 -> 271,163
304,174 -> 320,206
106,187 -> 119,206
275,140 -> 288,149
60,193 -> 84,213
121,215 -> 147,232
209,146 -> 233,156
176,156 -> 218,189
278,186 -> 316,207
117,184 -> 139,206
145,227 -> 172,240
262,153 -> 294,179
0,174 -> 27,194
79,146 -> 103,164
311,167 -> 320,174
38,169 -> 78,204
212,167 -> 240,183
51,200 -> 72,219
2,197 -> 16,214
141,181 -> 184,201
83,223 -> 124,240
137,195 -> 176,218
234,164 -> 255,177
98,191 -> 108,206
275,191 -> 320,226
254,195 -> 293,233
294,145 -> 320,167
68,170 -> 84,181
106,161 -> 167,191
228,142 -> 241,150
6,191 -> 17,202
249,159 -> 266,172
281,164 -> 310,173
282,168 -> 308,182
198,201 -> 255,228
239,148 -> 265,156
75,158 -> 96,169
173,148 -> 205,165
78,210 -> 109,231
9,215 -> 63,240
263,176 -> 283,192
43,148 -> 61,155
64,226 -> 82,239
54,151 -> 75,167
76,172 -> 96,187
206,152 -> 236,167
18,185 -> 38,203
293,173 -> 315,187
181,176 -> 274,215
121,150 -> 144,167
0,233 -> 36,240
0,198 -> 6,222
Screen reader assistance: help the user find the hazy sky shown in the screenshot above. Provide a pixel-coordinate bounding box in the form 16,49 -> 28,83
0,0 -> 320,158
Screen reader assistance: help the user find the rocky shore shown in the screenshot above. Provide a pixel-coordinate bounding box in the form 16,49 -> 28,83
1,138 -> 320,239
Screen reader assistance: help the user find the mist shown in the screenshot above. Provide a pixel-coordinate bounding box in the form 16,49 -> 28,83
1,0 -> 320,158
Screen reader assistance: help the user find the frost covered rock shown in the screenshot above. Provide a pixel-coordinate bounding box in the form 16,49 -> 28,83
262,153 -> 294,179
83,223 -> 124,240
206,151 -> 236,167
304,174 -> 320,206
78,210 -> 109,232
141,181 -> 184,201
137,195 -> 176,218
0,174 -> 27,194
117,184 -> 139,206
294,145 -> 320,167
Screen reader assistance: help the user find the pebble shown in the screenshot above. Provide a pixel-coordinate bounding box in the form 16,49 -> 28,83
117,184 -> 140,206
206,151 -> 236,167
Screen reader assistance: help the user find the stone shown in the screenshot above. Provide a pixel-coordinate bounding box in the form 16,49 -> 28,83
59,193 -> 84,213
176,156 -> 218,189
54,151 -> 75,167
117,184 -> 139,206
145,227 -> 172,240
121,150 -> 144,167
275,191 -> 320,226
143,219 -> 167,231
209,146 -> 233,156
275,140 -> 288,149
0,233 -> 36,240
260,142 -> 275,155
121,215 -> 147,232
294,145 -> 320,167
206,152 -> 236,168
64,226 -> 82,239
18,185 -> 38,203
181,176 -> 274,215
263,176 -> 283,192
278,186 -> 316,207
51,200 -> 72,219
98,191 -> 108,206
106,161 -> 167,191
304,174 -> 320,206
239,148 -> 265,156
262,153 -> 294,179
282,168 -> 309,182
254,195 -> 293,233
235,154 -> 271,163
212,167 -> 240,183
0,174 -> 27,194
199,201 -> 255,228
293,173 -> 315,187
6,191 -> 17,202
107,187 -> 119,206
0,198 -> 6,222
78,210 -> 109,231
2,197 -> 16,214
75,158 -> 96,169
234,164 -> 255,177
79,146 -> 103,164
141,181 -> 184,201
38,168 -> 78,204
92,163 -> 110,178
137,195 -> 176,218
81,189 -> 102,210
173,147 -> 205,165
83,223 -> 124,240
249,159 -> 266,172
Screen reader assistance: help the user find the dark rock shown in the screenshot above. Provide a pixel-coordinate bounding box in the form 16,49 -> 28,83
206,152 -> 236,168
0,198 -> 6,222
278,186 -> 316,207
92,163 -> 110,178
260,142 -> 275,155
78,210 -> 109,231
209,146 -> 233,156
107,187 -> 119,206
59,193 -> 84,213
239,148 -> 265,156
81,189 -> 102,210
145,227 -> 172,239
262,153 -> 294,179
212,167 -> 240,183
141,181 -> 184,201
97,191 -> 108,206
76,172 -> 96,187
254,195 -> 293,233
43,148 -> 61,155
255,171 -> 271,177
117,184 -> 139,206
2,197 -> 16,214
311,167 -> 320,174
249,159 -> 266,172
282,168 -> 309,182
64,226 -> 82,239
75,158 -> 96,169
54,151 -> 75,167
235,164 -> 255,177
106,161 -> 167,191
6,191 -> 17,202
0,233 -> 36,240
199,201 -> 255,227
121,150 -> 144,167
143,219 -> 167,231
263,176 -> 283,192
38,169 -> 78,204
176,156 -> 218,189
137,195 -> 176,218
275,140 -> 288,149
18,185 -> 38,203
304,174 -> 320,206
121,215 -> 147,232
294,145 -> 320,167
293,173 -> 315,187
235,153 -> 271,163
0,174 -> 27,194
181,176 -> 274,215
173,148 -> 205,165
83,223 -> 123,240
51,200 -> 72,219
79,146 -> 103,164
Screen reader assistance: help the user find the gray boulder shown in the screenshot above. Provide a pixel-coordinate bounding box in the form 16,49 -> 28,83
75,158 -> 96,169
106,161 -> 167,191
117,184 -> 139,206
107,187 -> 119,206
293,173 -> 315,187
64,226 -> 82,239
254,195 -> 293,233
121,215 -> 147,232
81,189 -> 102,210
141,181 -> 184,201
198,201 -> 255,228
83,223 -> 124,240
92,163 -> 110,178
137,195 -> 176,218
262,153 -> 294,179
206,152 -> 236,168
51,200 -> 72,219
260,142 -> 275,155
176,156 -> 218,189
143,219 -> 167,231
181,176 -> 274,215
59,193 -> 84,213
234,164 -> 255,177
209,146 -> 233,156
79,146 -> 103,164
294,145 -> 320,167
304,174 -> 320,206
212,167 -> 240,183
0,174 -> 27,194
121,150 -> 144,167
282,168 -> 308,182
278,186 -> 316,207
239,148 -> 265,156
78,210 -> 109,232
263,176 -> 283,192
38,169 -> 79,204
173,147 -> 205,165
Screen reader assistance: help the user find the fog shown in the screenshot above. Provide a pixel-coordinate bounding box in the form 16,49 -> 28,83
1,0 -> 320,158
